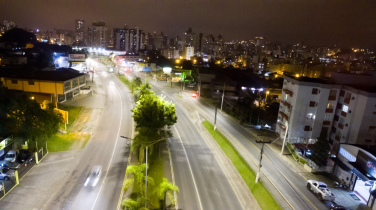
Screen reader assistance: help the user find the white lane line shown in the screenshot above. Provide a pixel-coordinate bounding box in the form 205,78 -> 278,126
173,125 -> 203,210
91,66 -> 124,210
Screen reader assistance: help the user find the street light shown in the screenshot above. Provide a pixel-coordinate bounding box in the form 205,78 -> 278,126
120,136 -> 166,209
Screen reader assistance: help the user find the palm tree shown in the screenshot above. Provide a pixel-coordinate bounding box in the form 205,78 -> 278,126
121,197 -> 150,210
123,164 -> 147,196
154,178 -> 179,210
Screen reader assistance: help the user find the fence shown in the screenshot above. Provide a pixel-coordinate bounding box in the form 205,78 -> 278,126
0,142 -> 48,200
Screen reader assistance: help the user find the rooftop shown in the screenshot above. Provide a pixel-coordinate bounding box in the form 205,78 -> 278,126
0,67 -> 85,82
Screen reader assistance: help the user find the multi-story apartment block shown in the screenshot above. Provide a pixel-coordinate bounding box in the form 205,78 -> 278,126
277,72 -> 376,154
113,26 -> 142,53
87,21 -> 109,48
75,19 -> 85,44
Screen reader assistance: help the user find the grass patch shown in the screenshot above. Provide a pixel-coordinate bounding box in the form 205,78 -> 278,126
299,157 -> 307,165
147,147 -> 164,208
57,104 -> 83,130
116,75 -> 134,93
202,120 -> 281,210
48,132 -> 91,152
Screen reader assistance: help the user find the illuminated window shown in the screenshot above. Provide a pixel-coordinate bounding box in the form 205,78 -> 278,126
342,105 -> 349,113
327,102 -> 334,109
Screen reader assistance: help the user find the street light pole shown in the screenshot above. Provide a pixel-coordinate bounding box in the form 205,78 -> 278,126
145,146 -> 149,209
221,83 -> 225,110
256,142 -> 265,183
280,123 -> 289,155
214,104 -> 218,131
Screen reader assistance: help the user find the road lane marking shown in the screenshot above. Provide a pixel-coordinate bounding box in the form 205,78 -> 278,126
167,139 -> 178,210
173,125 -> 203,210
91,66 -> 124,210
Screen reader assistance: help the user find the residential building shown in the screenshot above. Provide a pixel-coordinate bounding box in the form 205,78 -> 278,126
75,19 -> 85,44
113,26 -> 142,52
182,46 -> 194,60
277,72 -> 376,155
87,21 -> 109,48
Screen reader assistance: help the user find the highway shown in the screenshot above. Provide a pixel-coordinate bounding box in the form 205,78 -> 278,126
44,59 -> 133,210
140,75 -> 331,210
130,72 -> 245,210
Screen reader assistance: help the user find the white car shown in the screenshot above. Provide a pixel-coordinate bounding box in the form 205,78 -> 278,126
84,166 -> 102,187
4,150 -> 17,162
307,180 -> 336,201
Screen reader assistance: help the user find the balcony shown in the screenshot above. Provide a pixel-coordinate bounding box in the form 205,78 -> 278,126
279,111 -> 289,121
323,120 -> 331,125
281,100 -> 291,109
338,123 -> 344,129
341,111 -> 347,117
326,108 -> 334,113
278,122 -> 286,131
283,89 -> 293,97
328,95 -> 336,100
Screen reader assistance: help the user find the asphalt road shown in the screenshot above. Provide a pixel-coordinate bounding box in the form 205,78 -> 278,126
130,73 -> 244,210
186,94 -> 331,210
136,75 -> 334,210
44,59 -> 133,210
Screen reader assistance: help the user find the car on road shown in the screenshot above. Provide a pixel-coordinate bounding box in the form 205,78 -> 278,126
0,161 -> 20,170
17,149 -> 33,164
307,180 -> 336,201
84,165 -> 102,187
187,82 -> 196,87
0,167 -> 14,181
110,81 -> 114,86
4,150 -> 17,162
191,92 -> 198,98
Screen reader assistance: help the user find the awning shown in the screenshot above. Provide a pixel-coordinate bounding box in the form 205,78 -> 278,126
349,162 -> 376,181
331,157 -> 351,172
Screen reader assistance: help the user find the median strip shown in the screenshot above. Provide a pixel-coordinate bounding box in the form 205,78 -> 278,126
202,120 -> 281,210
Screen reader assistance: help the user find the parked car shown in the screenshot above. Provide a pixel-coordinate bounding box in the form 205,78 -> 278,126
0,167 -> 14,181
0,161 -> 20,170
84,165 -> 102,187
4,150 -> 17,162
17,149 -> 33,164
307,180 -> 336,201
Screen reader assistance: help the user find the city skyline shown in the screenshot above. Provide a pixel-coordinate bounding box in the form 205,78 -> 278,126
1,0 -> 376,48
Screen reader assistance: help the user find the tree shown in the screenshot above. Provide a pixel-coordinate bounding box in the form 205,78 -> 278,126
121,197 -> 150,210
154,178 -> 179,210
310,130 -> 331,166
132,94 -> 177,132
0,86 -> 62,142
133,81 -> 153,101
123,164 -> 154,196
131,77 -> 142,91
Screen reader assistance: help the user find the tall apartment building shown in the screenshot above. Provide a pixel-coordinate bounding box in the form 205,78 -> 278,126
113,25 -> 143,53
87,21 -> 109,48
75,19 -> 85,44
184,28 -> 201,53
182,46 -> 194,60
277,72 -> 376,155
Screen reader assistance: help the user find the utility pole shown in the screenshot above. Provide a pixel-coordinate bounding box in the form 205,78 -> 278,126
214,105 -> 218,131
91,67 -> 94,85
280,123 -> 289,155
255,139 -> 270,183
221,83 -> 225,110
198,78 -> 201,98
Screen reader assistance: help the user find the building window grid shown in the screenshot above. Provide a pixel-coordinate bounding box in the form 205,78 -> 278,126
339,148 -> 356,162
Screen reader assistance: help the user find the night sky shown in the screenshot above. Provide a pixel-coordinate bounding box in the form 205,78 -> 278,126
1,0 -> 375,48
